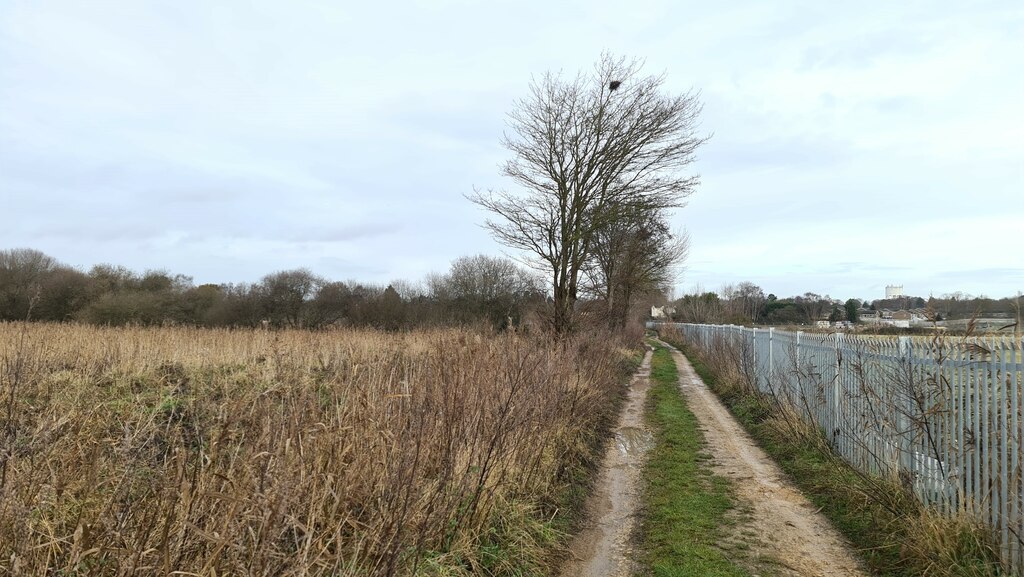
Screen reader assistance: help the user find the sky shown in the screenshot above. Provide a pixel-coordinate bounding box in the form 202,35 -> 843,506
1,0 -> 1022,302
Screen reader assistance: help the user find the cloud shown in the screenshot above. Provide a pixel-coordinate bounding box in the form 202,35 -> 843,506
284,223 -> 402,243
701,135 -> 847,173
0,0 -> 1020,297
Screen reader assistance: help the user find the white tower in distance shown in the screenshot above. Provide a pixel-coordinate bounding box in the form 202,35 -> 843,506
885,284 -> 904,299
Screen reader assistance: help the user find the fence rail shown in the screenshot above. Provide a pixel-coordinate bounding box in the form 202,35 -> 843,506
652,322 -> 1024,574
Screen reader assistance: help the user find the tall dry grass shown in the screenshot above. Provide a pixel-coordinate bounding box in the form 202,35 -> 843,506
0,323 -> 632,576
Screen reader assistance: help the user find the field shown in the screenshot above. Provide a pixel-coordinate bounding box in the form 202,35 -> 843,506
0,323 -> 634,576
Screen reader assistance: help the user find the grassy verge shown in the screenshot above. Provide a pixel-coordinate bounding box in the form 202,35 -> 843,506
660,333 -> 1007,577
639,342 -> 751,577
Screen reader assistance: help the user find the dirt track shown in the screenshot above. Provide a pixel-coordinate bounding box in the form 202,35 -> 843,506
559,341 -> 868,577
662,340 -> 868,577
558,347 -> 653,577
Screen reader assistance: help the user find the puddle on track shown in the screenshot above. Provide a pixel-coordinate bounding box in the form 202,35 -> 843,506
614,426 -> 654,459
558,348 -> 653,577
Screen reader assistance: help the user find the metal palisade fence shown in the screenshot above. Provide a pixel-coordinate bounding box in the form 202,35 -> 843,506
654,322 -> 1024,574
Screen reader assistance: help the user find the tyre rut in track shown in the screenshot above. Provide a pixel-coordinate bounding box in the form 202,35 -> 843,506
558,347 -> 653,577
659,339 -> 868,577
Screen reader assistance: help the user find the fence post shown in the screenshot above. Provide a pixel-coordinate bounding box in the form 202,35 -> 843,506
897,336 -> 913,477
834,332 -> 844,445
795,330 -> 802,367
752,328 -> 758,390
769,327 -> 774,392
795,330 -> 803,400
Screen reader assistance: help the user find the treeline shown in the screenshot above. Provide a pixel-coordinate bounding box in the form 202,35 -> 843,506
924,293 -> 1021,320
0,248 -> 546,329
673,281 -> 1020,325
673,283 -> 850,325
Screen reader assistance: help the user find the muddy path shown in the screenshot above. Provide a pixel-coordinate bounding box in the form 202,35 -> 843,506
558,347 -> 654,577
659,339 -> 868,577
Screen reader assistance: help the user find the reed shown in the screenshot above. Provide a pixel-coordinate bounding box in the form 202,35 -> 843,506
0,323 -> 632,576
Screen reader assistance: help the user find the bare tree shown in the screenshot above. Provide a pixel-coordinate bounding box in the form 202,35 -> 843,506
674,285 -> 724,323
795,292 -> 830,325
583,206 -> 689,328
0,248 -> 58,320
1001,291 -> 1022,338
428,255 -> 544,327
470,54 -> 707,333
306,281 -> 354,328
256,269 -> 323,328
734,281 -> 766,323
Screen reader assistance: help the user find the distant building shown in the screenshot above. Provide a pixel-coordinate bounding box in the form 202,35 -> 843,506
651,306 -> 676,319
860,308 -> 920,328
885,284 -> 904,299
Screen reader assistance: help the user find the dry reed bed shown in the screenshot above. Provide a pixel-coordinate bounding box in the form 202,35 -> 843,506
0,323 -> 630,576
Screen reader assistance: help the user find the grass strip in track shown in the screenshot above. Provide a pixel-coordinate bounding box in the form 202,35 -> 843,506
640,343 -> 751,577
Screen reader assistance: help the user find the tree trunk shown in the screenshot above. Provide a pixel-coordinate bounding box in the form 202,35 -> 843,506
552,285 -> 575,333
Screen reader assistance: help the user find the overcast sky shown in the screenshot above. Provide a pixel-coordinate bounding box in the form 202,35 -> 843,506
2,1 -> 1021,301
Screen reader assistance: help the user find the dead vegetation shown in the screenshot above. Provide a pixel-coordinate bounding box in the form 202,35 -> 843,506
0,323 -> 634,576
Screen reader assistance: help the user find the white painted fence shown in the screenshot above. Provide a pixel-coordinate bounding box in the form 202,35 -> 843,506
653,322 -> 1024,574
